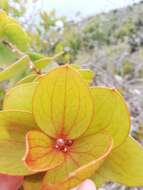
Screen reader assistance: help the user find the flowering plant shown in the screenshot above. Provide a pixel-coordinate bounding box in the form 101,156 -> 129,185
0,65 -> 143,190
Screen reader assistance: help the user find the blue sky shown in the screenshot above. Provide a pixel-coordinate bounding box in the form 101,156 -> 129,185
39,0 -> 142,19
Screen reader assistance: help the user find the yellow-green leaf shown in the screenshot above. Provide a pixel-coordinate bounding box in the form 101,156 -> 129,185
90,173 -> 107,188
34,52 -> 64,69
24,130 -> 65,172
3,82 -> 37,112
0,43 -> 17,65
92,136 -> 143,187
85,87 -> 130,148
70,64 -> 94,85
4,23 -> 29,51
41,133 -> 113,190
17,74 -> 38,85
0,110 -> 37,175
33,65 -> 93,139
0,55 -> 30,82
0,0 -> 9,12
28,52 -> 44,61
0,10 -> 7,37
79,69 -> 94,84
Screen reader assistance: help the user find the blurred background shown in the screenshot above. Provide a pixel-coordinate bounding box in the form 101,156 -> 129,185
0,0 -> 143,189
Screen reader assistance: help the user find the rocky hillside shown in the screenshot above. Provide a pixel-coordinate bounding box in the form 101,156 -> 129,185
73,3 -> 143,189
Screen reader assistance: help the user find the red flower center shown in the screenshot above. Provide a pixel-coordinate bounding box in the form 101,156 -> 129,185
54,138 -> 74,153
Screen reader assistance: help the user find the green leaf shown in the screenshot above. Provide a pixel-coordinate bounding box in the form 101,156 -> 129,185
33,56 -> 54,69
33,65 -> 93,139
33,52 -> 64,69
70,64 -> 94,84
92,136 -> 143,187
79,69 -> 94,84
4,23 -> 29,51
0,10 -> 7,37
0,55 -> 30,82
28,52 -> 45,61
0,43 -> 17,65
3,82 -> 37,112
17,74 -> 38,85
0,110 -> 37,175
85,87 -> 130,148
0,0 -> 9,13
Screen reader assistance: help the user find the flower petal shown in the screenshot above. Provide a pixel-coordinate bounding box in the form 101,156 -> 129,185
0,110 -> 37,175
92,136 -> 143,187
0,174 -> 23,190
24,131 -> 65,172
41,133 -> 113,190
85,87 -> 130,147
33,65 -> 93,139
3,82 -> 37,112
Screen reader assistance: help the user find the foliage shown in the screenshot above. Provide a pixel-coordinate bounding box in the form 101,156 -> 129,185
114,19 -> 135,40
1,63 -> 143,190
0,10 -> 29,51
